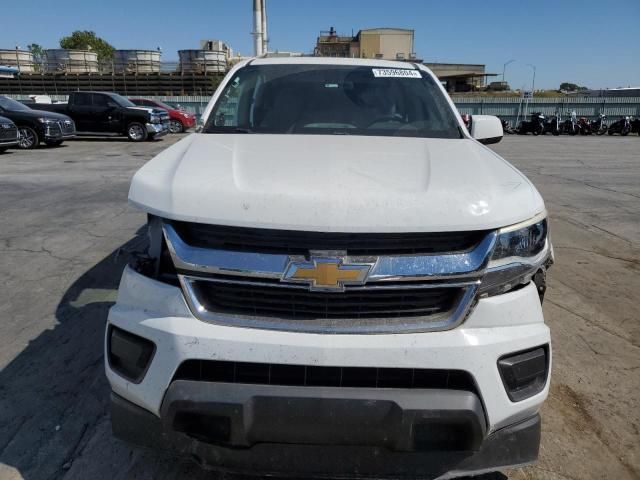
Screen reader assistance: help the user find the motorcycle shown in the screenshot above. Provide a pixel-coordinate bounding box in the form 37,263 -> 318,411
590,113 -> 608,135
578,116 -> 592,135
608,116 -> 631,136
562,110 -> 580,135
630,117 -> 640,136
542,112 -> 561,135
461,114 -> 472,130
499,117 -> 515,134
517,112 -> 545,135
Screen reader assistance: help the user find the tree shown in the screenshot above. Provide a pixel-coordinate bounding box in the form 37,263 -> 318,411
60,31 -> 115,62
27,43 -> 45,71
560,82 -> 588,92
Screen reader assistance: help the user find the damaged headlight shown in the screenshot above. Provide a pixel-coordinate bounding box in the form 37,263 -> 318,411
481,213 -> 553,300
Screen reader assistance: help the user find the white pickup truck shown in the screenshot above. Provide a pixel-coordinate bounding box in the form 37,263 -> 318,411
106,57 -> 553,478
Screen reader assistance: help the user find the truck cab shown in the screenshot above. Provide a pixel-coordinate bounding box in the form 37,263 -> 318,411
106,58 -> 553,478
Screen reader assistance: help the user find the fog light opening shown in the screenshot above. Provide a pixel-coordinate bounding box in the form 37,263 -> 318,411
498,345 -> 549,402
108,326 -> 156,383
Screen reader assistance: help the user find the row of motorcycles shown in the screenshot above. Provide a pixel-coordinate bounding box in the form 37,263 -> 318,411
502,111 -> 640,136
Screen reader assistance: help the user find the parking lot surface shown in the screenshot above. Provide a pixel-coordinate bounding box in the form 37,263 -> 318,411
0,134 -> 638,480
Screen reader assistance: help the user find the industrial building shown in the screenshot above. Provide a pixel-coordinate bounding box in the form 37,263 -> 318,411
314,27 -> 496,92
424,63 -> 496,92
315,27 -> 417,61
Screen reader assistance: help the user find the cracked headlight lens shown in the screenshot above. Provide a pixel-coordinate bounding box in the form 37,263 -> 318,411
481,214 -> 552,299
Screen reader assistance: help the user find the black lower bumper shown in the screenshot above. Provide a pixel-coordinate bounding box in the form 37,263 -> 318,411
111,383 -> 540,478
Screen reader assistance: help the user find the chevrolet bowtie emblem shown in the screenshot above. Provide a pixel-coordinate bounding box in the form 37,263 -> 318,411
282,256 -> 373,292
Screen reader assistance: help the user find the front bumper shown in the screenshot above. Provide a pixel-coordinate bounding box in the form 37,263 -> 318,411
0,138 -> 18,147
112,391 -> 540,478
146,122 -> 169,137
106,266 -> 550,475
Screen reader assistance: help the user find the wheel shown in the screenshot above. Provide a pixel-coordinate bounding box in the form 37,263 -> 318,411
169,119 -> 184,134
17,126 -> 40,149
45,140 -> 63,147
126,123 -> 148,142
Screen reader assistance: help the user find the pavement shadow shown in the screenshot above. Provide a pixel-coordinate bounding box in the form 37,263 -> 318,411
0,229 -> 147,479
0,225 -> 510,480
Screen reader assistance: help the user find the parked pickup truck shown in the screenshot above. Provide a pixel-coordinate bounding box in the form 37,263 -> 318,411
0,115 -> 19,152
106,58 -> 553,478
33,91 -> 169,141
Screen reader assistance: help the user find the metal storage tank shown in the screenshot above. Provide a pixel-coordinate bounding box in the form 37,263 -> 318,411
113,50 -> 161,74
179,50 -> 226,74
44,49 -> 99,73
0,49 -> 36,73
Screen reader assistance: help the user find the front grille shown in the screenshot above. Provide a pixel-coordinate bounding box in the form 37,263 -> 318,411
170,220 -> 488,256
60,120 -> 75,135
174,360 -> 477,392
190,279 -> 461,320
46,122 -> 62,136
0,124 -> 17,142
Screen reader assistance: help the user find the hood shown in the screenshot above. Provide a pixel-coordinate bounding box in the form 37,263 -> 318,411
12,108 -> 72,121
129,134 -> 545,232
127,106 -> 166,116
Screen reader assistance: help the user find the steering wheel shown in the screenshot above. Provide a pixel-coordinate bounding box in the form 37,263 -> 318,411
365,114 -> 405,128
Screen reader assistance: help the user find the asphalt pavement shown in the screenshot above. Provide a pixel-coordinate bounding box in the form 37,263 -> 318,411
0,134 -> 638,479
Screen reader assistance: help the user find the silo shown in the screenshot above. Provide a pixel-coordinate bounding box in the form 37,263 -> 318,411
0,49 -> 36,73
44,49 -> 99,73
113,50 -> 161,74
179,50 -> 226,74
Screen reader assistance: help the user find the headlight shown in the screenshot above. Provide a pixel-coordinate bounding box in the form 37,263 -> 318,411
150,115 -> 161,124
490,217 -> 547,265
481,213 -> 553,299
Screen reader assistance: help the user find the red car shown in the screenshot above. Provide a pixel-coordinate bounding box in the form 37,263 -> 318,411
129,98 -> 197,133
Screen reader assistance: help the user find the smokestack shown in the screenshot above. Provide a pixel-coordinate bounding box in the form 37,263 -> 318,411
262,0 -> 268,55
253,0 -> 263,57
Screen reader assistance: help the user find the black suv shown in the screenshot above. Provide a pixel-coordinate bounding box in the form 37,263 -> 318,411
0,116 -> 19,153
0,96 -> 76,149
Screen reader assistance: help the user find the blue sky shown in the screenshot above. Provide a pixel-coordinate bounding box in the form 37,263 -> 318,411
3,0 -> 639,90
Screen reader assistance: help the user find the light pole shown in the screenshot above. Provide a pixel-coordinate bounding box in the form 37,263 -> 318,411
526,64 -> 536,95
502,59 -> 515,83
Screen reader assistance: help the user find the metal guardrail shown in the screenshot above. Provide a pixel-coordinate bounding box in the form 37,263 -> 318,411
452,96 -> 640,127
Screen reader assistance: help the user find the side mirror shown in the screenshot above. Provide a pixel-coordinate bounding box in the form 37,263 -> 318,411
470,115 -> 503,145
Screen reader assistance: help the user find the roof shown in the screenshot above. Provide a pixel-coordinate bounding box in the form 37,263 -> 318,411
252,57 -> 422,69
358,28 -> 414,34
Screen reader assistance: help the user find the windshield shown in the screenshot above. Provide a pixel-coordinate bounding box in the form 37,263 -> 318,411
204,64 -> 462,138
110,94 -> 136,108
0,96 -> 32,112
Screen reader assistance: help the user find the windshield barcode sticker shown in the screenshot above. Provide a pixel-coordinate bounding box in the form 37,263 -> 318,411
372,68 -> 421,78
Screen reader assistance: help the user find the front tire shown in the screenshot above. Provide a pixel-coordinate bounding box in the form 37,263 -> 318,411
169,119 -> 184,134
127,123 -> 148,142
17,126 -> 40,149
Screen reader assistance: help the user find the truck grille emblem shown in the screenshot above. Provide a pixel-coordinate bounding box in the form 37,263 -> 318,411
282,256 -> 372,292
